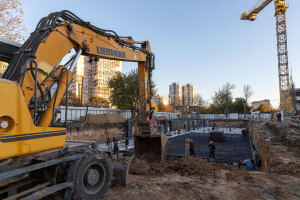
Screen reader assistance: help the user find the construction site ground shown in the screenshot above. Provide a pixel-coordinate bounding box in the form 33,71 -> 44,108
103,121 -> 300,200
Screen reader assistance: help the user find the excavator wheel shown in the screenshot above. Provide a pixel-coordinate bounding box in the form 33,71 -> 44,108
71,149 -> 112,200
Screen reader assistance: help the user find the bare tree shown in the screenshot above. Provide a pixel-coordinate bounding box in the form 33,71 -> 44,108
0,0 -> 25,42
0,1 -> 26,76
0,0 -> 26,42
243,84 -> 254,118
197,93 -> 209,107
197,94 -> 204,106
243,84 -> 254,104
223,82 -> 235,117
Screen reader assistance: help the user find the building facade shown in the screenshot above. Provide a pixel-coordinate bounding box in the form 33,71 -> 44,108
69,56 -> 122,105
182,85 -> 188,106
0,61 -> 8,77
169,82 -> 183,106
152,95 -> 169,106
186,83 -> 197,106
169,82 -> 197,106
152,95 -> 161,106
160,95 -> 170,105
251,99 -> 271,110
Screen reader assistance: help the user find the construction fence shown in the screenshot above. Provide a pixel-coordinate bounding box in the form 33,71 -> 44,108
57,106 -> 275,122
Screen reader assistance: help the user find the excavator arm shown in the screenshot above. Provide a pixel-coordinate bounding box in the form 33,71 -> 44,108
1,10 -> 166,162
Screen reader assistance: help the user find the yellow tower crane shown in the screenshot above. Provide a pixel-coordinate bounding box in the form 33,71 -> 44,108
241,0 -> 291,112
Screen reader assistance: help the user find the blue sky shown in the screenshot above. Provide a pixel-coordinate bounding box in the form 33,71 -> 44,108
20,0 -> 300,107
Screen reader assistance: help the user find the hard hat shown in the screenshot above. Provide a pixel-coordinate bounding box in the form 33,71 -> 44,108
210,141 -> 213,144
190,139 -> 193,142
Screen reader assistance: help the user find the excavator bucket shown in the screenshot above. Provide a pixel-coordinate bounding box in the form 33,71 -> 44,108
134,120 -> 169,162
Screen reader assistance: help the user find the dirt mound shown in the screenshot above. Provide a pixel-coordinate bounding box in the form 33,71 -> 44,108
250,121 -> 300,176
82,114 -> 125,124
265,122 -> 300,150
268,162 -> 300,176
130,157 -> 218,176
153,116 -> 168,120
67,114 -> 125,143
129,159 -> 151,175
113,157 -> 131,163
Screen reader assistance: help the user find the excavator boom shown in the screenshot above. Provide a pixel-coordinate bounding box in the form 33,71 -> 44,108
0,10 -> 168,199
1,10 -> 167,161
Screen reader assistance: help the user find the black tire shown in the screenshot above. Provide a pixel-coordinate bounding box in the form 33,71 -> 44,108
72,149 -> 112,200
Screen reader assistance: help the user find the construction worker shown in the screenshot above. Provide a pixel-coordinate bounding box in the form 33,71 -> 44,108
113,135 -> 118,143
106,137 -> 111,150
277,112 -> 282,123
241,129 -> 246,136
252,149 -> 261,168
208,141 -> 216,158
114,141 -> 119,158
125,137 -> 129,150
190,139 -> 195,157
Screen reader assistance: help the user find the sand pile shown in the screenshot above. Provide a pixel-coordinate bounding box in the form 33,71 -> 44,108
130,157 -> 218,176
82,114 -> 125,124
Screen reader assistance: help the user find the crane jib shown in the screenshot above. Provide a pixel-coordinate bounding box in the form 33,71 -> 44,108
96,46 -> 126,58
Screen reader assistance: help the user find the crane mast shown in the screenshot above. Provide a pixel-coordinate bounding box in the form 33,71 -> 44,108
241,0 -> 291,112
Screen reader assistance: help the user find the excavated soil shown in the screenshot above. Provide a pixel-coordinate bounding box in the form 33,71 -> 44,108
130,157 -> 218,176
67,114 -> 126,143
153,116 -> 169,120
209,119 -> 248,128
104,158 -> 300,200
102,121 -> 300,200
250,121 -> 300,176
82,114 -> 125,124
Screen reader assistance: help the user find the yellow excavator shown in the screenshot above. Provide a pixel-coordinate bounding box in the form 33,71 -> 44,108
0,10 -> 167,199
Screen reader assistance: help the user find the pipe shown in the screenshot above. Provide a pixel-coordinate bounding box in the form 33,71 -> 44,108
69,49 -> 82,71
